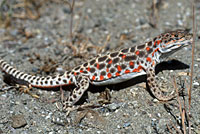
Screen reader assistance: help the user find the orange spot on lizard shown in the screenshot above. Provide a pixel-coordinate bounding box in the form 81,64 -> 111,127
115,72 -> 120,76
107,73 -> 112,78
106,68 -> 109,72
100,75 -> 104,80
108,59 -> 112,64
132,65 -> 143,72
122,55 -> 126,59
125,69 -> 130,74
96,63 -> 99,69
92,76 -> 96,81
146,47 -> 150,51
135,51 -> 140,55
146,57 -> 152,62
87,67 -> 90,71
129,61 -> 134,66
117,65 -> 122,72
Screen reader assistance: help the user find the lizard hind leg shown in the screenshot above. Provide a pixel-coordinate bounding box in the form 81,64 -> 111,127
63,75 -> 90,110
146,67 -> 176,101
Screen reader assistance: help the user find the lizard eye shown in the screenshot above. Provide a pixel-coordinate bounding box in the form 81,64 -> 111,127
175,34 -> 178,37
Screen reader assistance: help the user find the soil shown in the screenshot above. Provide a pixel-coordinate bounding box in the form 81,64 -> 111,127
0,0 -> 200,133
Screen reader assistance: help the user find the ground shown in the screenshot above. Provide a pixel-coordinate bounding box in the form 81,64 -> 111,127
0,0 -> 200,133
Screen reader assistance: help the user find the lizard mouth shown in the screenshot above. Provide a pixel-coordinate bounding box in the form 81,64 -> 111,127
162,39 -> 193,53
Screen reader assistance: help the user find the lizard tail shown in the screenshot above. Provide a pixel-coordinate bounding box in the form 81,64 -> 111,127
0,59 -> 73,88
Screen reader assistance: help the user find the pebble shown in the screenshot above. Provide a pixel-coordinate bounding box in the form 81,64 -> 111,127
56,67 -> 64,73
177,2 -> 182,7
45,112 -> 52,120
153,99 -> 159,103
106,103 -> 121,111
177,19 -> 183,26
193,81 -> 200,88
151,118 -> 157,128
63,8 -> 71,14
32,67 -> 39,73
11,115 -> 27,128
117,125 -> 121,129
9,29 -> 18,37
156,113 -> 161,118
128,101 -> 139,108
87,8 -> 92,13
74,14 -> 80,20
123,122 -> 131,128
105,113 -> 109,116
165,22 -> 171,26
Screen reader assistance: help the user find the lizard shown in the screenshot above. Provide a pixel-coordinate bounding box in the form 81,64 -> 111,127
0,29 -> 193,110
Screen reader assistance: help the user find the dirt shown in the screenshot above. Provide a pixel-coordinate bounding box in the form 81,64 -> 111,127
0,0 -> 200,133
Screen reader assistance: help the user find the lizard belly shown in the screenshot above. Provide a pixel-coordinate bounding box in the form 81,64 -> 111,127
91,70 -> 146,86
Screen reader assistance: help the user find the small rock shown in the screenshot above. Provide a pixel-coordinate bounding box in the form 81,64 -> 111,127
117,125 -> 121,129
87,8 -> 92,13
11,114 -> 27,128
177,20 -> 183,26
56,67 -> 64,73
123,122 -> 131,128
63,8 -> 71,14
25,28 -> 34,38
153,99 -> 159,103
106,103 -> 121,112
105,113 -> 109,116
165,22 -> 171,26
10,29 -> 18,37
32,67 -> 39,73
193,81 -> 200,88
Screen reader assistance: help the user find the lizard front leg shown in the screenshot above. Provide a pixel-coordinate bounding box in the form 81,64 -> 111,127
146,67 -> 176,101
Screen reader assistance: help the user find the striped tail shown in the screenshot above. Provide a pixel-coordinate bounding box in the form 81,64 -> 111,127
0,59 -> 73,88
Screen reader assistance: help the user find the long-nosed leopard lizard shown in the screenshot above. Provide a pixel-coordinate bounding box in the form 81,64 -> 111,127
0,29 -> 193,110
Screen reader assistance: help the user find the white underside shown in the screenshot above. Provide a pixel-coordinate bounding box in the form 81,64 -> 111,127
91,71 -> 146,86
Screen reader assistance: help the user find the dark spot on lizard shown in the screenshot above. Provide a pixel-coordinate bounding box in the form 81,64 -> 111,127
90,59 -> 96,65
138,51 -> 145,57
74,66 -> 81,71
110,68 -> 116,73
113,57 -> 120,64
98,56 -> 107,62
89,68 -> 96,73
130,47 -> 135,52
137,44 -> 145,49
83,62 -> 88,67
121,64 -> 127,69
100,71 -> 106,76
124,55 -> 137,61
99,63 -> 105,70
147,41 -> 152,47
121,48 -> 129,53
110,52 -> 118,57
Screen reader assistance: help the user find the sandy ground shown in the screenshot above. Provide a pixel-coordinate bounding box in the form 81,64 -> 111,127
0,0 -> 200,133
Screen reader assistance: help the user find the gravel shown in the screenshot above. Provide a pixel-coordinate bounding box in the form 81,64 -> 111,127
0,0 -> 199,133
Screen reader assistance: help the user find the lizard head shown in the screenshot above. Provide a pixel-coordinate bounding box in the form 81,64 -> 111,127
158,29 -> 193,54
